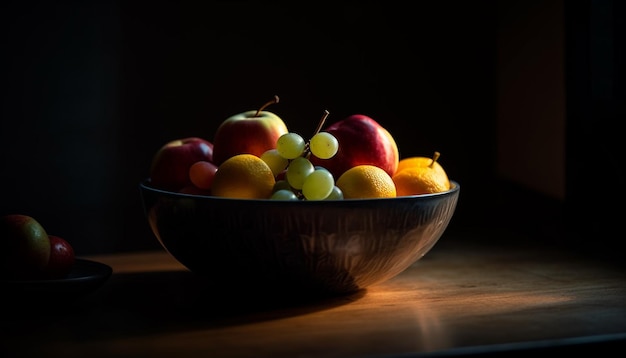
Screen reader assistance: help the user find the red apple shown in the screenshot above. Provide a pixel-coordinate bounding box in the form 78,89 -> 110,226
149,137 -> 214,191
46,235 -> 75,279
310,114 -> 399,180
0,214 -> 51,280
212,96 -> 288,166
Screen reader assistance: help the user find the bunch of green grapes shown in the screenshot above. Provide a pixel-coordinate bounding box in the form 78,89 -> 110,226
260,130 -> 343,200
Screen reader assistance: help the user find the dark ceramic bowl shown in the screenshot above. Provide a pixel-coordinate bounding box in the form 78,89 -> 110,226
139,180 -> 460,295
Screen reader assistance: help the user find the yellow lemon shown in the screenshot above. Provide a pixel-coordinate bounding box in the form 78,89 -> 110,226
392,152 -> 450,196
336,165 -> 396,199
211,154 -> 276,199
396,152 -> 447,176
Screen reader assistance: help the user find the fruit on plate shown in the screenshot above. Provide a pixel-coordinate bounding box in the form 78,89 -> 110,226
309,114 -> 399,180
392,151 -> 451,195
336,164 -> 397,199
211,154 -> 276,199
0,214 -> 77,280
0,214 -> 51,280
150,137 -> 214,191
144,96 -> 453,201
309,131 -> 339,159
262,110 -> 343,201
46,235 -> 75,279
260,149 -> 289,177
188,160 -> 219,191
212,95 -> 288,166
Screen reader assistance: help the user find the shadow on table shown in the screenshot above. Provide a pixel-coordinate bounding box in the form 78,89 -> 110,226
105,269 -> 366,318
2,269 -> 366,338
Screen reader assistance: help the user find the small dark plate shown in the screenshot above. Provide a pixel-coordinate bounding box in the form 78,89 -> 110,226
3,259 -> 112,299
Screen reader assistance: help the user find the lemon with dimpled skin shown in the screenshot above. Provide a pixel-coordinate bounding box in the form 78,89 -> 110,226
211,154 -> 276,199
392,151 -> 450,196
336,165 -> 396,199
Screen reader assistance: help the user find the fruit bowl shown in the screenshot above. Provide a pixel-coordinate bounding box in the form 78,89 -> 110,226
139,180 -> 460,296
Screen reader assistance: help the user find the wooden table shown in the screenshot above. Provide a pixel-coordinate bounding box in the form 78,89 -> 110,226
3,231 -> 626,357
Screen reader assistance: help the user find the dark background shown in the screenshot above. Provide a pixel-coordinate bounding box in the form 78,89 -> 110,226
1,1 -> 623,260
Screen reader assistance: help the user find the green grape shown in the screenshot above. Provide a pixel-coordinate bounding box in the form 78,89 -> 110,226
325,185 -> 344,200
270,189 -> 299,201
302,169 -> 335,200
272,179 -> 292,193
261,149 -> 289,177
309,132 -> 339,159
286,157 -> 314,190
276,132 -> 306,159
313,165 -> 331,172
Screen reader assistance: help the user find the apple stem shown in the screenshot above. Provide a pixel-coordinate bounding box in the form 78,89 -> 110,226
312,110 -> 330,137
255,95 -> 279,117
429,151 -> 441,168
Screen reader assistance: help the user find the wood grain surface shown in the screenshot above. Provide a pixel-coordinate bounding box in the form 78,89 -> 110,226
3,233 -> 626,357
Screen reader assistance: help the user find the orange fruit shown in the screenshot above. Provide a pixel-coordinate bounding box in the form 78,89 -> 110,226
396,156 -> 443,176
392,152 -> 450,196
211,154 -> 276,199
336,165 -> 396,199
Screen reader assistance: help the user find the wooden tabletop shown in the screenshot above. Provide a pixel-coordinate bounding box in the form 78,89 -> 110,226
3,230 -> 626,357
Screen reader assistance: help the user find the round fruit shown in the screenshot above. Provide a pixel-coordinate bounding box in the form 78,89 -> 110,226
47,235 -> 75,279
302,168 -> 335,200
392,152 -> 450,196
325,185 -> 344,200
272,179 -> 292,193
396,152 -> 448,177
260,149 -> 289,176
310,114 -> 399,180
189,161 -> 218,190
270,189 -> 299,201
286,157 -> 315,190
309,131 -> 339,159
276,132 -> 306,159
0,214 -> 51,280
211,154 -> 276,199
211,96 -> 288,166
336,165 -> 397,199
149,137 -> 214,191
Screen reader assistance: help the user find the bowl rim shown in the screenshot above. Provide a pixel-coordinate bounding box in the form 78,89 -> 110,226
139,179 -> 460,204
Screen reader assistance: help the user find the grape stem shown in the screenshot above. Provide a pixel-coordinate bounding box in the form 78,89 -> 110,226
303,110 -> 330,159
312,110 -> 330,137
255,95 -> 279,117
